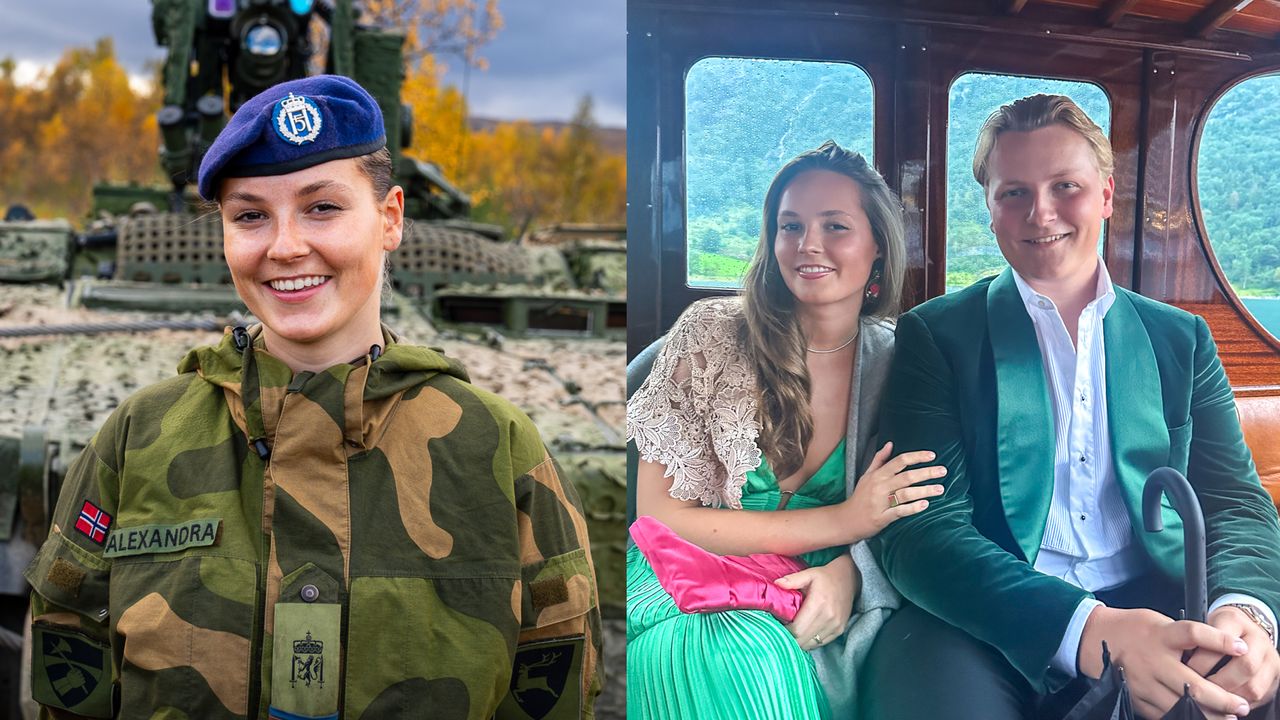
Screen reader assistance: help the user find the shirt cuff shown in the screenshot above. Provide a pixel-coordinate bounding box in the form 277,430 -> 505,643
1210,593 -> 1278,648
1053,597 -> 1104,677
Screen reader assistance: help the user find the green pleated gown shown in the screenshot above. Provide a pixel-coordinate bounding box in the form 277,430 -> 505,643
627,440 -> 847,719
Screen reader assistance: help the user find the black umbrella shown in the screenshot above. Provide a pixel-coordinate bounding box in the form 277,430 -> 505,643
1142,468 -> 1215,720
1063,468 -> 1212,720
1061,642 -> 1137,720
1144,469 -> 1275,720
1142,467 -> 1207,624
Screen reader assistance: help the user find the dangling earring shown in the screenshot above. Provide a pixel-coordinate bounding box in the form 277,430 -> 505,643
864,258 -> 884,303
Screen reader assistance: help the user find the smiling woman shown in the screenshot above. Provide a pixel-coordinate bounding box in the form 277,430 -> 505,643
23,75 -> 603,720
219,160 -> 403,371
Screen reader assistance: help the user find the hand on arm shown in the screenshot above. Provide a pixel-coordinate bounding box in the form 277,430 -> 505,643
1078,606 -> 1251,719
836,441 -> 946,542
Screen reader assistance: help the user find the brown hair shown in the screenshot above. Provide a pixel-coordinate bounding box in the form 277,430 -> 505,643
972,93 -> 1113,188
740,140 -> 906,480
356,146 -> 394,201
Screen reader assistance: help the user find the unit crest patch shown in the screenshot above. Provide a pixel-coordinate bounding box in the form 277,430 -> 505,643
497,636 -> 584,720
31,622 -> 113,717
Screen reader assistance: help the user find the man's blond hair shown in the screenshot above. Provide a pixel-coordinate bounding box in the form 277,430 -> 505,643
972,93 -> 1114,188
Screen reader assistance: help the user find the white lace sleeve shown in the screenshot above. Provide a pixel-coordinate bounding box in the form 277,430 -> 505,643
626,298 -> 762,509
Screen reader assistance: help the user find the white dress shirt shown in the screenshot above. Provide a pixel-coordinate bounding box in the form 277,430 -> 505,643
1008,262 -> 1277,677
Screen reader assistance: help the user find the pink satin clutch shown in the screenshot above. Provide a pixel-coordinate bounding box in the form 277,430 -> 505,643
630,515 -> 807,622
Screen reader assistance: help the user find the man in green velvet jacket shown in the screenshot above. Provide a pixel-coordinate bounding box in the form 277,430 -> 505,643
861,94 -> 1280,720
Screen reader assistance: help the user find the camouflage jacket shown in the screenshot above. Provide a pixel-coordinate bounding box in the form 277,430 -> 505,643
25,326 -> 602,719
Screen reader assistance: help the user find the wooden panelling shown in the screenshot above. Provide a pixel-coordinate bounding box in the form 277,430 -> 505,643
1177,302 -> 1280,388
1189,0 -> 1255,37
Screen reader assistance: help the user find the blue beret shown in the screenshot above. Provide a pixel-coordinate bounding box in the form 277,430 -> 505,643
197,74 -> 386,200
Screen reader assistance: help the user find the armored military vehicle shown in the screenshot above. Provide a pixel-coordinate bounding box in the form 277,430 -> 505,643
0,1 -> 624,716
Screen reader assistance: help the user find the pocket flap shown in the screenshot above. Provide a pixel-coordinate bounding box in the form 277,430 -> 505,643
25,531 -> 110,621
521,548 -> 594,632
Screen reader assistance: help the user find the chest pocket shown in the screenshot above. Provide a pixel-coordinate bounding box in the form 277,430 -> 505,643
342,575 -> 521,720
1168,420 -> 1192,473
111,555 -> 258,720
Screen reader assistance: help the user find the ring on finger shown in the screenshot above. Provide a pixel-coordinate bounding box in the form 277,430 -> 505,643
888,492 -> 899,508
811,634 -> 823,646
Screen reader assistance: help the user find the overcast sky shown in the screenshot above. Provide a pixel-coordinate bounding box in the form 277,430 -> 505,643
3,0 -> 624,127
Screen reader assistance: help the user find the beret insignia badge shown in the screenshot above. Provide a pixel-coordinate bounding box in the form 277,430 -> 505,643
274,93 -> 322,145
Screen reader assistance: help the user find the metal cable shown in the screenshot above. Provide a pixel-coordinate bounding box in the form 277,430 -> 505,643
0,318 -> 225,339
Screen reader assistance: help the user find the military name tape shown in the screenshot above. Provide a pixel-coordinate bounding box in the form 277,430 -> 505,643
102,518 -> 221,558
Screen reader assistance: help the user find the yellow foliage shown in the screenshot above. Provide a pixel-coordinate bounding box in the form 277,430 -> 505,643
0,38 -> 162,219
402,60 -> 625,236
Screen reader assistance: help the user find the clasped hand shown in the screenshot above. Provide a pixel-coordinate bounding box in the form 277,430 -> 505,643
1080,605 -> 1280,719
778,553 -> 860,652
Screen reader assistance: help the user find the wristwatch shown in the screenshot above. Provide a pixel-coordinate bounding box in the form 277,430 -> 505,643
1225,603 -> 1277,646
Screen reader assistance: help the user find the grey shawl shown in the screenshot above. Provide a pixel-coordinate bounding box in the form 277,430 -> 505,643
811,316 -> 902,719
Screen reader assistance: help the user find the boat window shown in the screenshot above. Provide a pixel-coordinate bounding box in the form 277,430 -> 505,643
945,73 -> 1111,292
685,57 -> 874,289
1197,73 -> 1280,341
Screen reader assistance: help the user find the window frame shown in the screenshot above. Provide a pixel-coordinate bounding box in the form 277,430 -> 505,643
1190,66 -> 1280,352
681,54 -> 878,291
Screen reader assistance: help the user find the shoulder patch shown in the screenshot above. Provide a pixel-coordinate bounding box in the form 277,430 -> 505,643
73,501 -> 111,545
31,622 -> 114,717
497,636 -> 584,720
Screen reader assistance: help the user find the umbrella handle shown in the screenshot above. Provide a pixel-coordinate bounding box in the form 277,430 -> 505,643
1142,467 -> 1207,623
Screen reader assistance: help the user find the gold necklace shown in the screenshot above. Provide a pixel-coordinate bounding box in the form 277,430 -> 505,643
806,329 -> 859,354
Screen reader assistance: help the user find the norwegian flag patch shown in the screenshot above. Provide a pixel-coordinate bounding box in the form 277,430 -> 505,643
74,501 -> 112,545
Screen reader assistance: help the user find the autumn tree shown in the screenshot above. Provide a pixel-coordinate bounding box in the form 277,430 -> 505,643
0,39 -> 162,219
449,99 -> 625,236
359,0 -> 502,68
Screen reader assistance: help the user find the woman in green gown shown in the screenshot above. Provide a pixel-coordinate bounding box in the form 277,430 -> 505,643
627,142 -> 947,718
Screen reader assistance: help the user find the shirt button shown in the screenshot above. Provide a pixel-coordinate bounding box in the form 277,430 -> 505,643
1038,300 -> 1050,308
300,584 -> 320,603
1080,514 -> 1087,521
1079,455 -> 1087,463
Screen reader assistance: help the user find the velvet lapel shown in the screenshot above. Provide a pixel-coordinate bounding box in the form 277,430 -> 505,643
1103,290 -> 1182,580
987,269 -> 1056,564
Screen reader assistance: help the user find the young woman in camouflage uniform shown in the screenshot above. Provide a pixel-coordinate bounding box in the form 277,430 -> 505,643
25,75 -> 601,720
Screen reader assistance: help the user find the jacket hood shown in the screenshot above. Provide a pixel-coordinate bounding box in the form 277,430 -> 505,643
177,324 -> 471,454
177,324 -> 469,396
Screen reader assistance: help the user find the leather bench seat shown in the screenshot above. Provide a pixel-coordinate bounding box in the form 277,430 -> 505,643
1238,394 -> 1280,513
